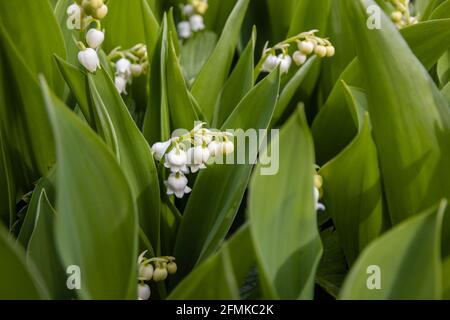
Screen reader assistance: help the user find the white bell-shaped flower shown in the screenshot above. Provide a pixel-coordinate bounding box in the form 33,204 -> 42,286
293,51 -> 307,66
186,148 -> 207,173
131,64 -> 143,77
139,263 -> 154,281
222,140 -> 235,155
261,54 -> 281,72
115,76 -> 127,95
189,15 -> 205,32
67,3 -> 82,30
278,54 -> 292,74
138,283 -> 151,300
314,187 -> 325,211
93,4 -> 108,19
193,145 -> 211,164
165,148 -> 189,173
86,29 -> 104,49
314,45 -> 327,58
178,21 -> 192,39
182,4 -> 195,16
78,48 -> 100,73
151,140 -> 172,161
208,141 -> 222,157
166,173 -> 192,198
116,58 -> 132,77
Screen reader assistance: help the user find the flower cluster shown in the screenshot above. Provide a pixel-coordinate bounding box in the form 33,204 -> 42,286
137,251 -> 177,300
151,123 -> 234,199
259,30 -> 335,75
314,170 -> 325,212
67,0 -> 108,73
107,44 -> 149,95
177,0 -> 208,39
389,0 -> 418,28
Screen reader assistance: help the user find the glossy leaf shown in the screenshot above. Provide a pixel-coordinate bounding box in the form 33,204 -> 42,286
40,78 -> 138,300
248,107 -> 322,299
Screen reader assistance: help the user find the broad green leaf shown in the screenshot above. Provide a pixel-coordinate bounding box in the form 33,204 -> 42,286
180,31 -> 218,83
287,0 -> 332,37
17,169 -> 56,249
443,81 -> 450,104
27,190 -> 69,299
339,201 -> 446,300
166,34 -> 200,131
212,29 -> 256,128
40,78 -> 138,300
140,0 -> 161,59
191,0 -> 250,121
320,113 -> 388,265
430,0 -> 450,19
0,24 -> 55,182
0,223 -> 48,299
143,15 -> 171,144
169,225 -> 254,299
204,0 -> 239,36
0,0 -> 66,96
438,50 -> 450,87
266,0 -> 298,41
248,107 -> 322,299
345,0 -> 450,226
172,69 -> 280,284
0,128 -> 14,228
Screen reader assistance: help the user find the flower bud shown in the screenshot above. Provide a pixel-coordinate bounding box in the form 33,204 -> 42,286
92,4 -> 108,20
391,11 -> 403,22
293,51 -> 307,66
298,41 -> 314,55
131,64 -> 143,77
261,54 -> 281,72
189,15 -> 205,32
167,262 -> 177,275
86,29 -> 104,49
78,48 -> 100,73
208,141 -> 222,156
326,46 -> 335,57
178,21 -> 192,39
152,266 -> 168,282
116,58 -> 132,77
222,141 -> 234,155
182,4 -> 195,16
314,45 -> 327,58
115,76 -> 127,95
137,283 -> 151,300
151,140 -> 171,161
139,263 -> 154,281
278,54 -> 292,74
193,146 -> 210,164
193,0 -> 208,15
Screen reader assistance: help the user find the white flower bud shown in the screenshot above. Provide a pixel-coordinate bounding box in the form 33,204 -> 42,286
261,54 -> 281,72
314,45 -> 327,58
178,21 -> 192,39
151,140 -> 171,161
86,29 -> 104,49
137,283 -> 151,300
167,262 -> 177,274
115,76 -> 127,95
193,0 -> 208,15
189,15 -> 205,32
278,54 -> 292,74
78,48 -> 100,73
139,263 -> 154,281
293,51 -> 307,66
326,46 -> 335,57
152,266 -> 168,282
131,64 -> 143,77
391,11 -> 403,22
93,4 -> 108,20
208,141 -> 222,156
298,41 -> 314,55
182,4 -> 195,16
193,145 -> 210,164
116,58 -> 132,77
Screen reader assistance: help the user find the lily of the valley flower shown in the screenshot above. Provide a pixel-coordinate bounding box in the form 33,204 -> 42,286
192,0 -> 209,15
293,51 -> 307,66
137,283 -> 151,300
114,76 -> 127,95
151,140 -> 172,161
177,21 -> 192,39
86,28 -> 104,49
165,148 -> 189,174
166,172 -> 192,198
189,14 -> 205,32
78,48 -> 100,73
261,54 -> 281,73
278,54 -> 292,74
116,58 -> 132,78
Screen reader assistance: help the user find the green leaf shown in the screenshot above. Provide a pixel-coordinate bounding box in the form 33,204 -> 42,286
320,112 -> 388,265
54,0 -> 80,67
430,0 -> 450,19
248,107 -> 322,299
0,223 -> 48,299
27,190 -> 70,299
339,201 -> 446,300
0,128 -> 14,228
191,0 -> 250,121
344,0 -> 450,225
212,29 -> 256,128
17,169 -> 56,249
172,69 -> 280,284
40,78 -> 138,300
180,31 -> 218,82
140,0 -> 161,59
0,0 -> 66,96
169,225 -> 254,299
